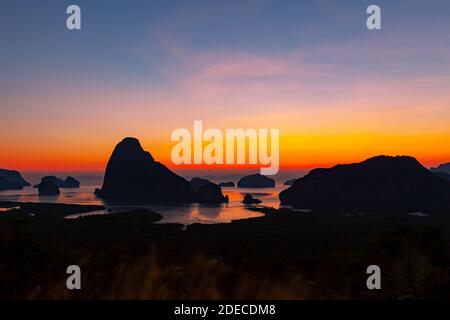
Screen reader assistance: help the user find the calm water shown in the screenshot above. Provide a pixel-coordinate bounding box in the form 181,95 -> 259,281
0,184 -> 288,225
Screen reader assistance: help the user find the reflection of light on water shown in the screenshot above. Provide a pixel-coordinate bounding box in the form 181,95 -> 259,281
408,212 -> 429,217
0,185 -> 289,225
63,204 -> 265,225
0,186 -> 101,205
0,206 -> 20,212
171,203 -> 264,225
65,210 -> 110,219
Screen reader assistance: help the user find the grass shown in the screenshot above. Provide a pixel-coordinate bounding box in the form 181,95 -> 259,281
1,202 -> 450,299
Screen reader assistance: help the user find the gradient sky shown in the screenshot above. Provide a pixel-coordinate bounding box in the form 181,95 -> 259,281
1,0 -> 450,172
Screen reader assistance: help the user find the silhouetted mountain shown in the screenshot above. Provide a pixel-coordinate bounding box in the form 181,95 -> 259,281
38,180 -> 60,196
189,177 -> 210,193
284,178 -> 297,186
218,181 -> 235,187
434,172 -> 450,182
242,194 -> 262,204
280,156 -> 450,211
189,177 -> 228,204
237,174 -> 275,188
431,162 -> 450,174
197,182 -> 229,204
34,176 -> 80,188
95,137 -> 196,203
0,169 -> 30,190
0,176 -> 17,190
63,176 -> 80,188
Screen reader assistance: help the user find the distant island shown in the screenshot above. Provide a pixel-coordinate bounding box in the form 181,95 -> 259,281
189,177 -> 228,204
242,193 -> 262,204
431,162 -> 450,174
34,176 -> 80,189
218,181 -> 235,187
0,169 -> 30,190
280,155 -> 450,211
38,180 -> 60,196
237,174 -> 275,188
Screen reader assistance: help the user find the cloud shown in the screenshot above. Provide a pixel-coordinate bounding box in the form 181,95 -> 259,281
152,38 -> 335,100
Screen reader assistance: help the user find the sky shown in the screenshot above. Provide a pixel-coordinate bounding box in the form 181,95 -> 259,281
1,0 -> 450,173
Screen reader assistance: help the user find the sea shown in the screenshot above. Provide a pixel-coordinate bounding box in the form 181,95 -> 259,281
0,172 -> 292,225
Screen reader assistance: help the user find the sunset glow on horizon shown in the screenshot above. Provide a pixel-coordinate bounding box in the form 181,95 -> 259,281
1,0 -> 450,173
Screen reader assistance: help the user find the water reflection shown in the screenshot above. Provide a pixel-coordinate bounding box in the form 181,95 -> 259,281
38,194 -> 60,201
197,204 -> 223,220
0,185 -> 288,225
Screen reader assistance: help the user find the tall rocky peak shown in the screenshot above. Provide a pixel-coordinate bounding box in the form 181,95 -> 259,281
96,137 -> 196,203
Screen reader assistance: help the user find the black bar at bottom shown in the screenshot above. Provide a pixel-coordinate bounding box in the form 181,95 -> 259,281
0,300 -> 442,319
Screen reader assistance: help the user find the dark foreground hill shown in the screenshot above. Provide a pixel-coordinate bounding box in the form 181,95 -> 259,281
1,200 -> 450,299
280,156 -> 450,211
95,137 -> 196,203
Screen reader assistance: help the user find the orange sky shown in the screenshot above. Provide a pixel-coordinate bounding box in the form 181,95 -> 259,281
2,81 -> 449,173
1,130 -> 449,173
2,83 -> 449,172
